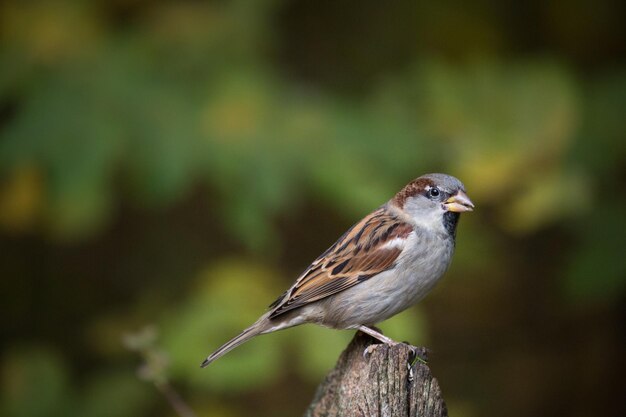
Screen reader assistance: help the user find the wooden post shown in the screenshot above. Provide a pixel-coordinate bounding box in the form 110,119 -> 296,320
304,331 -> 447,417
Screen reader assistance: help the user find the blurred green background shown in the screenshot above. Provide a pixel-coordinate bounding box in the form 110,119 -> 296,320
1,1 -> 625,416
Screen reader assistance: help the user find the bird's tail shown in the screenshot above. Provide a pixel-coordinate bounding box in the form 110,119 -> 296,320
200,314 -> 271,368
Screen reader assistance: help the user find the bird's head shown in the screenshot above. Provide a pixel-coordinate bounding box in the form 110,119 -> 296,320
392,173 -> 474,237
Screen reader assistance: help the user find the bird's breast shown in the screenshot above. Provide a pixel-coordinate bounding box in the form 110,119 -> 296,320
394,231 -> 455,302
316,231 -> 455,328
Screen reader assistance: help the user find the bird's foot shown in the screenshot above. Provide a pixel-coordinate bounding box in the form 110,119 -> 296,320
362,343 -> 379,359
357,325 -> 397,345
361,341 -> 428,363
359,325 -> 400,359
358,326 -> 428,363
362,339 -> 401,359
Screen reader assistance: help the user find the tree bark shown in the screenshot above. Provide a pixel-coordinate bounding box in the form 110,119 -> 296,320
304,331 -> 447,417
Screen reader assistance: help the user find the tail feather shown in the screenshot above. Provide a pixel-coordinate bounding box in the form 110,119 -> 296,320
200,316 -> 270,368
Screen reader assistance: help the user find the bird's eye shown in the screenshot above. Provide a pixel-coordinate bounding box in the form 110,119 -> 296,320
428,187 -> 440,198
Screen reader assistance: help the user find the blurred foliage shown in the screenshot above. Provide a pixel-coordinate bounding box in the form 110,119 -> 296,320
1,346 -> 153,417
1,1 -> 625,417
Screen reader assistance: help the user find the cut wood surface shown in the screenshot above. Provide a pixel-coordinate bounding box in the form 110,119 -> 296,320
304,331 -> 447,417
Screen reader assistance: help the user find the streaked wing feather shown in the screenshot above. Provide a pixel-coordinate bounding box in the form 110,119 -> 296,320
269,206 -> 413,318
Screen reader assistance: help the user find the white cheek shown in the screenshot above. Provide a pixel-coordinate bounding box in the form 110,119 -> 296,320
411,209 -> 448,234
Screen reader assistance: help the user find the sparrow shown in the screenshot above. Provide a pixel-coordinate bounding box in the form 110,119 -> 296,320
201,173 -> 474,367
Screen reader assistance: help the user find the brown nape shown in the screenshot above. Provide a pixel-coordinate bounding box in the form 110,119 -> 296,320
391,177 -> 434,208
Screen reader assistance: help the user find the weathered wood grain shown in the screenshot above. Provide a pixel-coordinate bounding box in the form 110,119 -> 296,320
304,331 -> 447,417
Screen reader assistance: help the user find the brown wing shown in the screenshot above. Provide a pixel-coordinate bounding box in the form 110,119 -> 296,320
269,206 -> 414,319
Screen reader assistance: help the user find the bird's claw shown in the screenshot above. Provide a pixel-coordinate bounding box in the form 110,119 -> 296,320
363,343 -> 380,359
363,340 -> 429,365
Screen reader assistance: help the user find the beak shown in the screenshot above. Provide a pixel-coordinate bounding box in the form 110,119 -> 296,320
444,190 -> 474,213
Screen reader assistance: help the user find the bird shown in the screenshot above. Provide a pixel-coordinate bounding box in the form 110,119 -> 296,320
201,173 -> 474,367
